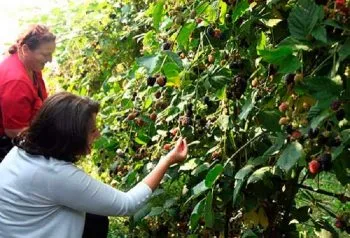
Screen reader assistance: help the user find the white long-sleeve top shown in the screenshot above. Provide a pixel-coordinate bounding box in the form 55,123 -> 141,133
0,146 -> 152,238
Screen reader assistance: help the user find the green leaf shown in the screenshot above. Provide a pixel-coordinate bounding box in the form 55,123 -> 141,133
263,133 -> 285,156
239,96 -> 254,120
190,198 -> 205,230
288,0 -> 324,40
205,164 -> 224,187
299,76 -> 342,101
339,38 -> 350,62
192,181 -> 209,195
135,132 -> 150,145
137,55 -> 161,73
179,159 -> 199,171
257,110 -> 280,132
133,204 -> 151,222
232,179 -> 244,207
257,32 -> 267,51
147,206 -> 164,217
278,55 -> 302,73
235,164 -> 255,180
121,99 -> 133,109
204,190 -> 214,228
247,167 -> 272,185
196,2 -> 210,15
218,115 -> 230,131
177,22 -> 196,48
152,1 -> 165,31
258,46 -> 293,64
143,96 -> 153,110
231,0 -> 249,23
277,142 -> 305,173
261,19 -> 282,28
219,1 -> 228,25
242,229 -> 258,238
310,109 -> 330,129
233,165 -> 255,206
311,25 -> 327,43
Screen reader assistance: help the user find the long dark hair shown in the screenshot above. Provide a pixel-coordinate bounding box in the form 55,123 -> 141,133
14,92 -> 99,162
9,24 -> 56,54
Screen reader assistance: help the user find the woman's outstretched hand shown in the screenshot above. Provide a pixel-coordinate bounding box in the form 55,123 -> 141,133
167,137 -> 188,165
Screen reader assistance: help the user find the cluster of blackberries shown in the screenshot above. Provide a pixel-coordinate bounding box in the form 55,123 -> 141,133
227,75 -> 247,100
147,75 -> 167,87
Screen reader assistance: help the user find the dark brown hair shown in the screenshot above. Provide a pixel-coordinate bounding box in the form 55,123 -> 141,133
14,92 -> 100,162
9,24 -> 56,54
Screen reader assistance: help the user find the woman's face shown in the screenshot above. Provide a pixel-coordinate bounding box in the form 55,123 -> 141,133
23,41 -> 56,72
87,113 -> 100,154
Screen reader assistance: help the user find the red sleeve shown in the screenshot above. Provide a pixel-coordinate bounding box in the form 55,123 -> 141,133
37,71 -> 48,100
1,80 -> 35,130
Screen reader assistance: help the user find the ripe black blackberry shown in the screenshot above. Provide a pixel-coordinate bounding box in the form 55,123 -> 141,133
315,0 -> 328,5
147,76 -> 156,86
336,109 -> 345,121
317,134 -> 328,146
285,125 -> 293,134
268,64 -> 277,76
308,128 -> 319,139
331,100 -> 341,111
204,96 -> 211,105
229,60 -> 244,70
326,137 -> 341,147
207,27 -> 215,37
284,73 -> 295,85
162,42 -> 171,51
317,153 -> 332,171
227,75 -> 247,100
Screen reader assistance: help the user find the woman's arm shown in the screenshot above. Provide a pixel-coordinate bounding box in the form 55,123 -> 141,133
143,137 -> 187,190
47,138 -> 187,216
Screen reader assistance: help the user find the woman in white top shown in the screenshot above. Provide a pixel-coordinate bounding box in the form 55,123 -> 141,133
0,92 -> 188,238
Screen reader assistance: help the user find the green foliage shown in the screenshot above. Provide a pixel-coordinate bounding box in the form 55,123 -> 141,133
35,0 -> 350,236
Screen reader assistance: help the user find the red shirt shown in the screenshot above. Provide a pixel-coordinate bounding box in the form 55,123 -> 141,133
0,54 -> 48,136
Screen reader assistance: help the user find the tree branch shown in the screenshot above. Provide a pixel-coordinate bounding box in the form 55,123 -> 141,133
297,184 -> 350,203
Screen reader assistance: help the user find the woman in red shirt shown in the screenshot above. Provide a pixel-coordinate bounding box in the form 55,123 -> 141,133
0,24 -> 109,237
0,24 -> 55,159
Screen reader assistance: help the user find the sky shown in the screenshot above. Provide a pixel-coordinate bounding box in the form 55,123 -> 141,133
0,0 -> 61,55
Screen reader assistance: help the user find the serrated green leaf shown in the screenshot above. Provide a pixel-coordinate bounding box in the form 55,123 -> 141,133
137,54 -> 161,73
311,25 -> 327,43
288,0 -> 324,40
277,142 -> 305,173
